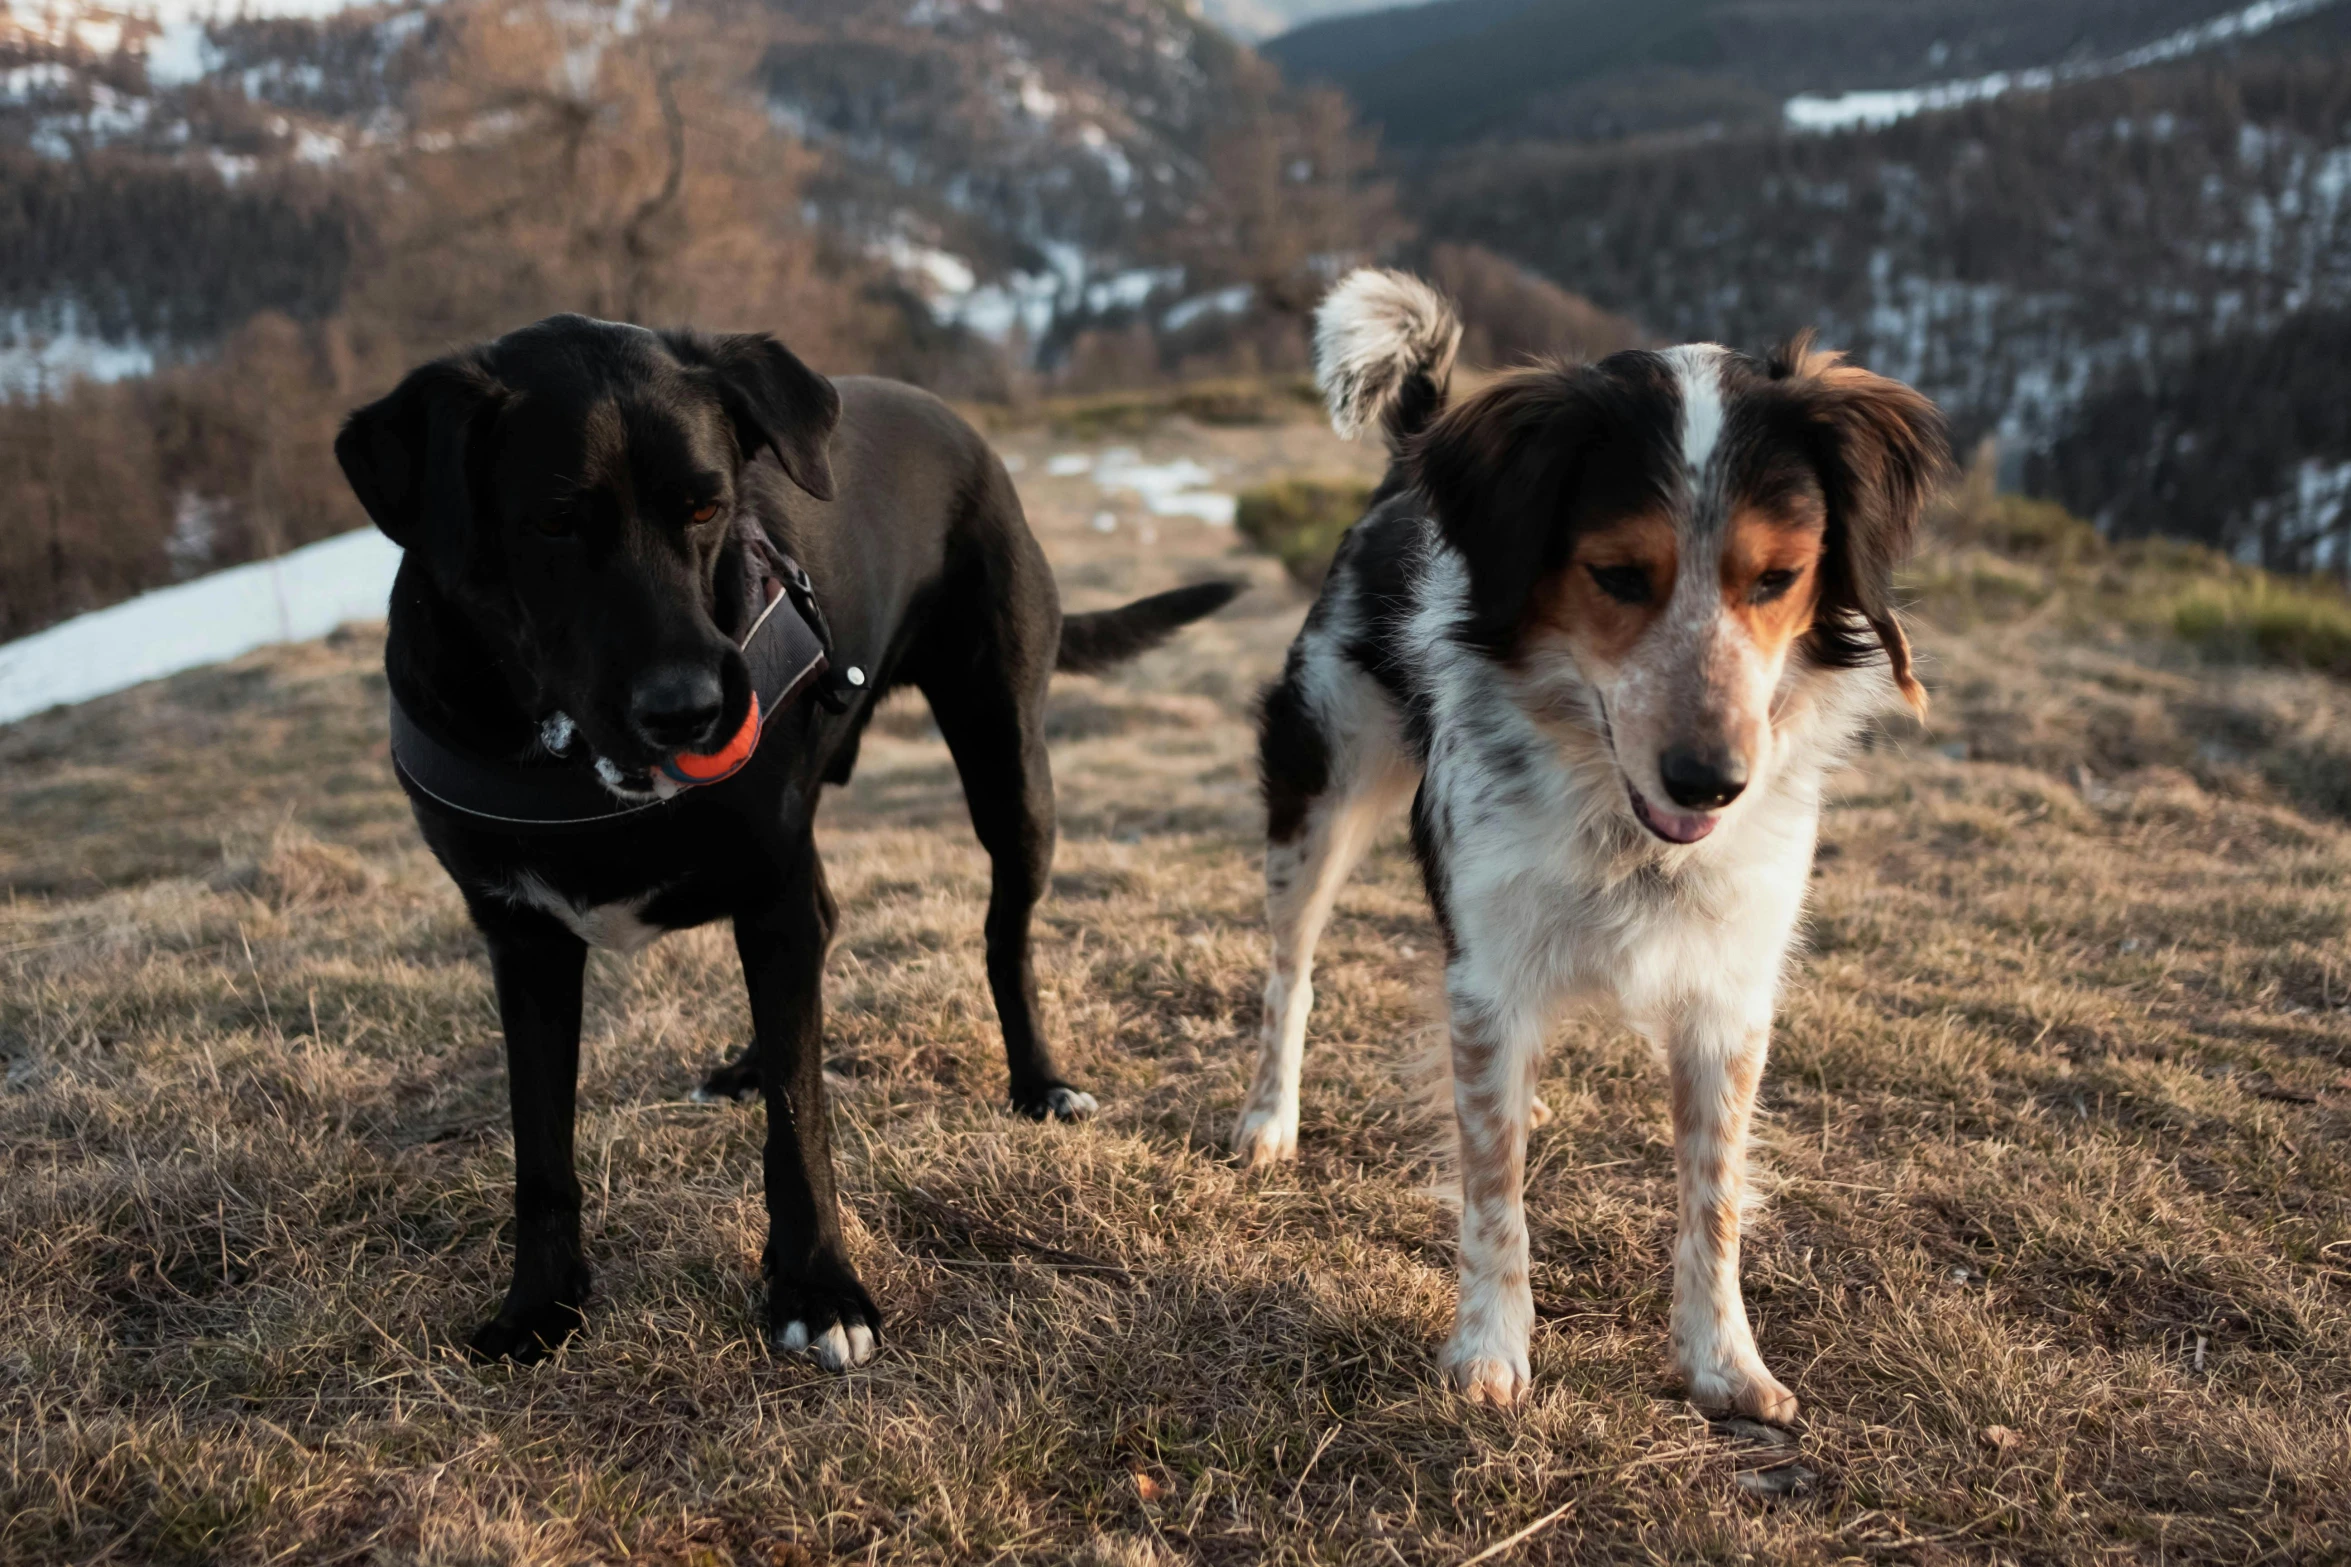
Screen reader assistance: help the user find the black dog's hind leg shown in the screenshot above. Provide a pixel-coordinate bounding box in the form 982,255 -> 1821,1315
695,860 -> 837,1104
468,903 -> 594,1363
920,609 -> 1093,1122
738,844 -> 878,1367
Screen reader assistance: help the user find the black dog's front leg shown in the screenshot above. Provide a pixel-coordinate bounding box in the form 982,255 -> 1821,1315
737,851 -> 878,1369
467,902 -> 593,1363
693,862 -> 836,1105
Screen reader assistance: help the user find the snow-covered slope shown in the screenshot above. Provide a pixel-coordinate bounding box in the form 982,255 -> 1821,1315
1787,0 -> 2351,131
0,527 -> 399,725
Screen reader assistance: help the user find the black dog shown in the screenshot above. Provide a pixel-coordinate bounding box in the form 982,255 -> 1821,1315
335,315 -> 1233,1368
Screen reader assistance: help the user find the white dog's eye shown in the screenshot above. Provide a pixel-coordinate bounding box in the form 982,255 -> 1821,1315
1587,564 -> 1651,605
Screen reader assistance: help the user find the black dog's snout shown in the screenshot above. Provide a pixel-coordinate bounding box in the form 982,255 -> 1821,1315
1658,745 -> 1748,811
630,664 -> 726,750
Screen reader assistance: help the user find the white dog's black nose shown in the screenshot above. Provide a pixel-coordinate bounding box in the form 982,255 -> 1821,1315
1658,745 -> 1747,811
630,665 -> 725,750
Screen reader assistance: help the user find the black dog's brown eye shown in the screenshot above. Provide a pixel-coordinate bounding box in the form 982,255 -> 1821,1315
1752,568 -> 1800,604
534,513 -> 575,539
1588,564 -> 1651,606
690,504 -> 719,525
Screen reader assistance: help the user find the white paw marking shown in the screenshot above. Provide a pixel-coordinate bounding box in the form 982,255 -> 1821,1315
1232,1102 -> 1298,1167
539,711 -> 579,755
1045,1086 -> 1099,1119
776,1318 -> 877,1370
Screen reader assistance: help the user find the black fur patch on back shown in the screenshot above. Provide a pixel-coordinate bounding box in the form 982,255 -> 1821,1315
1333,499 -> 1438,759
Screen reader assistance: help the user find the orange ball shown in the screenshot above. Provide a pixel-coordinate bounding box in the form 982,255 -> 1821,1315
661,694 -> 761,786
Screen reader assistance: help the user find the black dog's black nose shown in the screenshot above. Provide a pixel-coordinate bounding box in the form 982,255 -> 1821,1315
630,665 -> 725,750
1658,745 -> 1748,811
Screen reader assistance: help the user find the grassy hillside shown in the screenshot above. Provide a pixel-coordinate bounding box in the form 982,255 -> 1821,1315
5,415 -> 2351,1561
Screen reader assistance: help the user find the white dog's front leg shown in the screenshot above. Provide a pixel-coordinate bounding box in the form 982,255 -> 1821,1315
1440,981 -> 1546,1407
1666,1016 -> 1796,1423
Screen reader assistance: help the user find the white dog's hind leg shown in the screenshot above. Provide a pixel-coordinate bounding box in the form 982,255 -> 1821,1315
1236,770 -> 1407,1167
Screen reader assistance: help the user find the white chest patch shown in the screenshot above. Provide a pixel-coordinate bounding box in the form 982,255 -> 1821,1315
495,871 -> 666,954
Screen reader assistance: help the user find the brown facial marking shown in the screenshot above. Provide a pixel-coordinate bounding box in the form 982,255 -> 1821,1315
1538,512 -> 1678,665
1719,506 -> 1824,662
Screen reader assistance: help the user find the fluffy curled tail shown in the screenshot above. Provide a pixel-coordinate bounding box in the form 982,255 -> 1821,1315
1314,268 -> 1461,449
1056,580 -> 1241,674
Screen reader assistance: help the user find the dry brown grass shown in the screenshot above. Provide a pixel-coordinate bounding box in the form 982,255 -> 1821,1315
5,416 -> 2351,1563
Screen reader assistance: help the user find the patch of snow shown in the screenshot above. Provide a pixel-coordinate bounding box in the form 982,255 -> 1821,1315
1090,448 -> 1235,526
0,306 -> 157,398
1041,448 -> 1236,526
1786,0 -> 2350,132
876,236 -> 979,301
1162,283 -> 1252,333
292,126 -> 344,162
885,232 -> 1179,352
2,63 -> 74,100
1078,121 -> 1133,193
2245,455 -> 2351,568
131,0 -> 397,87
0,527 -> 404,726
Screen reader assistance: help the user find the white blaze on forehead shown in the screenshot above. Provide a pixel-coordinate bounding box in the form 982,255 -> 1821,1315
1664,344 -> 1730,478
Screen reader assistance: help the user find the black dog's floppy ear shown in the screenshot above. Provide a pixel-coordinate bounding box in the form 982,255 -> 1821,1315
334,357 -> 505,553
1407,366 -> 1611,654
1771,334 -> 1951,717
668,331 -> 840,501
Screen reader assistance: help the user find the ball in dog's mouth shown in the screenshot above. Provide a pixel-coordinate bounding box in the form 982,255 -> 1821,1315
1628,785 -> 1717,845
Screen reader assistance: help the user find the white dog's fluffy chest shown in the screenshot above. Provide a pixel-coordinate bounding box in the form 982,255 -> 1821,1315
1427,695 -> 1827,1032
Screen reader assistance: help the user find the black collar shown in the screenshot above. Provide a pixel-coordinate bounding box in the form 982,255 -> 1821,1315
388,547 -> 837,834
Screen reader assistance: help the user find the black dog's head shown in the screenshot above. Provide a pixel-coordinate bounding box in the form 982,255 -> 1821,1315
337,314 -> 838,787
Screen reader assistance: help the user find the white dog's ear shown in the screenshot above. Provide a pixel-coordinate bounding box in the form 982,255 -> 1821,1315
335,356 -> 507,557
666,331 -> 840,502
1407,365 -> 1621,654
1772,335 -> 1949,716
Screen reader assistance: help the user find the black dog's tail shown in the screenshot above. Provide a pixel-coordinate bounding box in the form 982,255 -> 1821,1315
1056,581 -> 1242,675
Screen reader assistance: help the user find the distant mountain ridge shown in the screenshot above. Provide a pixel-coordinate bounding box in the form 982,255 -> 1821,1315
1267,0 -> 2346,144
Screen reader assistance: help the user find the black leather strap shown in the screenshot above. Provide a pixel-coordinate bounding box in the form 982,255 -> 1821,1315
389,579 -> 829,833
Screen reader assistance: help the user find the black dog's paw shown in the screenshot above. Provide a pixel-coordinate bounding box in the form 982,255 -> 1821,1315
767,1277 -> 881,1371
1013,1082 -> 1100,1121
692,1042 -> 764,1104
467,1297 -> 588,1364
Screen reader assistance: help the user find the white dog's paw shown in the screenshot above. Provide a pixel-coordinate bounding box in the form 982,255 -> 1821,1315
1442,1329 -> 1532,1408
775,1317 -> 877,1371
1231,1101 -> 1298,1168
1682,1356 -> 1798,1425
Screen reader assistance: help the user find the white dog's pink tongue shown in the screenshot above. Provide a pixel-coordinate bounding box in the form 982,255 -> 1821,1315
1632,790 -> 1717,844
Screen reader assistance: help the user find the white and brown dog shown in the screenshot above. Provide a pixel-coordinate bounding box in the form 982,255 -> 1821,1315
1238,270 -> 1947,1418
